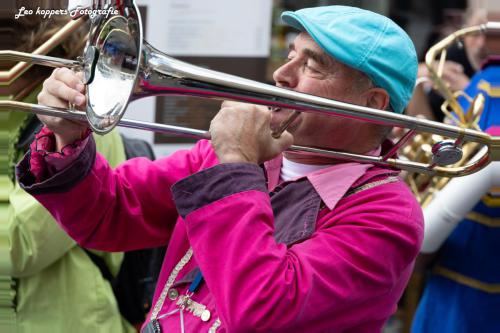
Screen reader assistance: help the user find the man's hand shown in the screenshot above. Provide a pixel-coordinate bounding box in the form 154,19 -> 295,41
210,101 -> 293,164
440,61 -> 470,92
37,67 -> 88,151
418,61 -> 470,92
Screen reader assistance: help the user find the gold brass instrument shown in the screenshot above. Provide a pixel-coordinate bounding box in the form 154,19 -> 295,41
425,23 -> 499,125
0,17 -> 88,105
404,23 -> 500,206
1,1 -> 500,178
0,19 -> 86,86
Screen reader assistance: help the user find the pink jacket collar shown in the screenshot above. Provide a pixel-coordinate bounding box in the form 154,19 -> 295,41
265,156 -> 372,210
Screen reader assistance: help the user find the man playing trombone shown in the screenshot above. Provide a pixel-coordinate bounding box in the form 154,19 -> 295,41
17,6 -> 423,332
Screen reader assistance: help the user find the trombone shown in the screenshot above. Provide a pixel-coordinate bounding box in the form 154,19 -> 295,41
1,1 -> 500,177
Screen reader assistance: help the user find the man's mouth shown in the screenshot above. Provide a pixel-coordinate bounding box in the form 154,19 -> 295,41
270,107 -> 297,114
269,107 -> 287,132
270,108 -> 301,137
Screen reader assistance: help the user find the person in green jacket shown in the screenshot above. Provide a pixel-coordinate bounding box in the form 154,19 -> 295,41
0,5 -> 135,333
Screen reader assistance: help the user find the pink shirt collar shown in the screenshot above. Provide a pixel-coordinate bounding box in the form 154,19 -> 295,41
264,148 -> 381,211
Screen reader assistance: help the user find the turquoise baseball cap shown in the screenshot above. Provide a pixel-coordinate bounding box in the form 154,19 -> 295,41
281,6 -> 417,114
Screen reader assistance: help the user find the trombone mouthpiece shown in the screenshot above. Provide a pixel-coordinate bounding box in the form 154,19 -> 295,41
272,110 -> 301,138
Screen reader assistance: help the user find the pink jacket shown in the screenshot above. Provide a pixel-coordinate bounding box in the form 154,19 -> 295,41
17,131 -> 423,332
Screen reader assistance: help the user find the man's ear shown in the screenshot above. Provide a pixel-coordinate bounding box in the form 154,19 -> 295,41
364,88 -> 390,110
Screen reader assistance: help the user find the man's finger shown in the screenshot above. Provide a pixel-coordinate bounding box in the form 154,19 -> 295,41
45,78 -> 86,106
221,100 -> 247,109
55,67 -> 85,92
221,100 -> 266,110
37,90 -> 70,109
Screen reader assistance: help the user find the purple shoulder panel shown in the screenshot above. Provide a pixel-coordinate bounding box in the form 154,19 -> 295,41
171,163 -> 267,218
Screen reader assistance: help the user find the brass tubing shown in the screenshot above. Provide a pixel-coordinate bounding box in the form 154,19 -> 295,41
0,18 -> 86,85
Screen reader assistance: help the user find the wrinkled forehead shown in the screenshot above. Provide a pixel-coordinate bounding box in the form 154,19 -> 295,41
293,33 -> 340,66
294,32 -> 325,53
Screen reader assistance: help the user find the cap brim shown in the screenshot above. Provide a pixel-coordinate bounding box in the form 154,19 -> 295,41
281,12 -> 308,32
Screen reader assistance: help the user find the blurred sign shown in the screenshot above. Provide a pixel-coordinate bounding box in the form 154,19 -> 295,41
155,2 -> 273,144
162,0 -> 272,57
154,57 -> 268,144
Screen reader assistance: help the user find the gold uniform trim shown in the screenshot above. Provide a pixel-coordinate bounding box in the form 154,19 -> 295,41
465,211 -> 500,227
481,194 -> 500,207
434,265 -> 500,294
477,80 -> 500,98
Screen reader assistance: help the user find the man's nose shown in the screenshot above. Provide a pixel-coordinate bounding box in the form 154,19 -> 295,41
273,62 -> 298,88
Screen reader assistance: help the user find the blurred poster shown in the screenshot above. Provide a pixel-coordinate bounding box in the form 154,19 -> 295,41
155,1 -> 273,144
162,0 -> 272,57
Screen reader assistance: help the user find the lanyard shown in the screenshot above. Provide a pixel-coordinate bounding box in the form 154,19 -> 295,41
142,249 -> 218,333
189,271 -> 204,293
